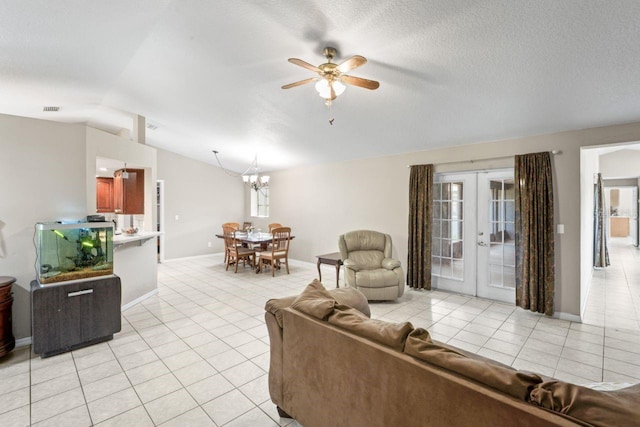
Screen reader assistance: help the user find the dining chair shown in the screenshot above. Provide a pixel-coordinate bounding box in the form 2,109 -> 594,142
257,227 -> 291,276
221,222 -> 241,263
268,223 -> 283,232
223,225 -> 255,273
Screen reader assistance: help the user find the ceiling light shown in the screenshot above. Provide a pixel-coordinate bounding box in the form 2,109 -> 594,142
315,79 -> 346,99
213,151 -> 269,191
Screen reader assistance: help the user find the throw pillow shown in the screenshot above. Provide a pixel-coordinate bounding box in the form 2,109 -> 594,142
290,279 -> 337,320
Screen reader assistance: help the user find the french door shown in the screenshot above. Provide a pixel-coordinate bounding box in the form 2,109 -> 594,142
432,170 -> 516,303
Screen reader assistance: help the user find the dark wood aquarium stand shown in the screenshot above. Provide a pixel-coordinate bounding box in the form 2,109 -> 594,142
0,276 -> 16,358
31,275 -> 121,358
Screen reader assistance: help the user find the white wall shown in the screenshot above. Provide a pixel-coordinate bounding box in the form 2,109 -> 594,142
255,122 -> 640,317
599,149 -> 640,179
0,114 -> 87,340
580,148 -> 599,318
156,149 -> 244,259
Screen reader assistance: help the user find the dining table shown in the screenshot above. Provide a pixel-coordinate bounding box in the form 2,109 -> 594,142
215,231 -> 295,251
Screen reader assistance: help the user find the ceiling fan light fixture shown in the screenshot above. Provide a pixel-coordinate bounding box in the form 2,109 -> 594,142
315,79 -> 346,99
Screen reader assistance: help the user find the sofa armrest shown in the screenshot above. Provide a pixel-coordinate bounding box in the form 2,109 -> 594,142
382,258 -> 401,270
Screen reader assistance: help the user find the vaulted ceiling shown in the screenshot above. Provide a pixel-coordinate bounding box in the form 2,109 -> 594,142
2,1 -> 640,172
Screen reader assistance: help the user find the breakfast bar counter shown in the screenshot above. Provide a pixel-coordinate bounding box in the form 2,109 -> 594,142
113,231 -> 163,308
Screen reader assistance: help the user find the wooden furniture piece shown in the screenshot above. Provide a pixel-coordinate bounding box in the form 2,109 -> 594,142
0,276 -> 16,358
215,231 -> 296,251
221,222 -> 241,263
316,252 -> 343,288
223,225 -> 256,273
268,222 -> 283,232
257,227 -> 291,276
96,177 -> 114,213
610,216 -> 630,237
31,275 -> 121,358
114,168 -> 144,214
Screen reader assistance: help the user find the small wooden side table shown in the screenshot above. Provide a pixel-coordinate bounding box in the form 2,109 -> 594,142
316,253 -> 343,288
0,276 -> 16,358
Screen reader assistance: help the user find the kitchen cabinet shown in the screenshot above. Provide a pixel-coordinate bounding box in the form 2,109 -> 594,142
31,276 -> 121,358
96,177 -> 114,212
610,216 -> 630,237
114,168 -> 144,214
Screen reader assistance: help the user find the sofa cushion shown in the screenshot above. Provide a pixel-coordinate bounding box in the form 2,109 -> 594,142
354,268 -> 400,288
327,304 -> 413,352
265,281 -> 371,327
330,287 -> 371,318
347,250 -> 385,270
290,279 -> 337,320
529,380 -> 640,427
404,328 -> 543,401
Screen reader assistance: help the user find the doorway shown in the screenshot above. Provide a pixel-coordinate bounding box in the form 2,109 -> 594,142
431,170 -> 516,303
156,180 -> 165,263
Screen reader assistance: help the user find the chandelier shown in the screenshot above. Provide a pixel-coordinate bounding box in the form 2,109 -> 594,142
213,151 -> 269,190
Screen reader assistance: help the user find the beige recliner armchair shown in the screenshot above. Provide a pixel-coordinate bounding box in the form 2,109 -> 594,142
338,230 -> 405,301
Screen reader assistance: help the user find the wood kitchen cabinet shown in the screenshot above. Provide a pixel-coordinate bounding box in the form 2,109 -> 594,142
113,168 -> 144,214
96,177 -> 114,212
31,276 -> 121,358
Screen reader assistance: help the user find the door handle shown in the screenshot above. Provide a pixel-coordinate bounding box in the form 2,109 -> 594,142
477,241 -> 487,247
68,289 -> 94,297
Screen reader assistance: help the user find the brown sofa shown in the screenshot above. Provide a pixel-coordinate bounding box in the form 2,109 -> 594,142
265,280 -> 640,427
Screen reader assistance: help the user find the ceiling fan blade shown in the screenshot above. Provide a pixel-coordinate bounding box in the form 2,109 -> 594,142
288,58 -> 321,73
341,75 -> 380,90
281,77 -> 317,89
337,55 -> 367,73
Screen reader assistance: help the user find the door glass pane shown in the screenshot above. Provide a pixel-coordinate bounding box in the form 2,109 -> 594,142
433,201 -> 441,219
431,257 -> 441,275
490,264 -> 502,286
486,176 -> 516,291
433,220 -> 441,238
503,266 -> 516,288
432,180 -> 464,281
452,260 -> 463,280
433,183 -> 442,200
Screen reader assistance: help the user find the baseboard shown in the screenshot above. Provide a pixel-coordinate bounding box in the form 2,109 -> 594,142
15,337 -> 32,348
162,252 -> 225,262
554,311 -> 582,323
121,288 -> 159,311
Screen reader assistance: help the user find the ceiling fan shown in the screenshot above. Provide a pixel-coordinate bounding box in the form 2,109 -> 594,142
282,47 -> 380,104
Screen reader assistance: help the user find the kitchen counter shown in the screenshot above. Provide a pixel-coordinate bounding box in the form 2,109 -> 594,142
113,231 -> 163,246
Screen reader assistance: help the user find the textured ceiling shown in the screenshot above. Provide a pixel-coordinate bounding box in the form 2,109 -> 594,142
2,0 -> 640,172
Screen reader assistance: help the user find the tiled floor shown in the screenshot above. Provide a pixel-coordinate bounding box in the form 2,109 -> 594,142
1,242 -> 639,426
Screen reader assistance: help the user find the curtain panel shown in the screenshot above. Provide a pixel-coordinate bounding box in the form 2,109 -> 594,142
514,152 -> 555,315
407,164 -> 434,289
593,173 -> 610,268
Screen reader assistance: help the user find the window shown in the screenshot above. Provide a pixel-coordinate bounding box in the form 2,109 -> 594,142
251,187 -> 269,218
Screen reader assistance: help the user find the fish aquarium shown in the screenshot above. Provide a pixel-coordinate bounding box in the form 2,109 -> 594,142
35,222 -> 114,285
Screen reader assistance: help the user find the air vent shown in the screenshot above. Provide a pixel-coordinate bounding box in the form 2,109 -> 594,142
42,106 -> 60,112
146,123 -> 158,130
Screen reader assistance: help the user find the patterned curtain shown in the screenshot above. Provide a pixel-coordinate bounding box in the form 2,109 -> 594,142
514,152 -> 555,315
593,173 -> 610,267
407,164 -> 434,289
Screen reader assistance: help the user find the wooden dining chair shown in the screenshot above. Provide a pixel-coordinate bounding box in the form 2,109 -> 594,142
221,222 -> 242,263
257,227 -> 291,276
267,223 -> 283,232
222,225 -> 256,273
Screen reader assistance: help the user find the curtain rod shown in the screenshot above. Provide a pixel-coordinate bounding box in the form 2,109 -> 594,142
407,150 -> 561,168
